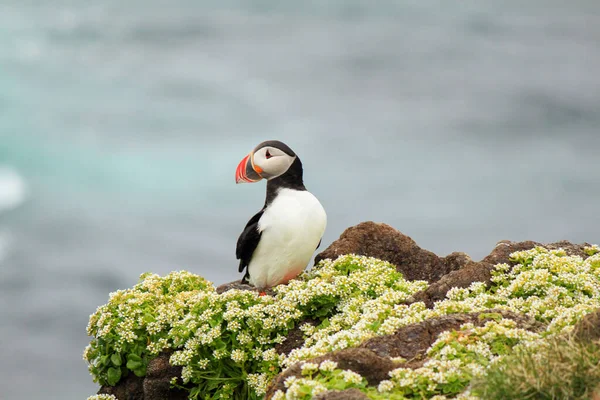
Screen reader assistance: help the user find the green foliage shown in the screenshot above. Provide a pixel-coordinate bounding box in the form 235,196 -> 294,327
86,247 -> 600,400
272,361 -> 368,400
84,271 -> 210,387
272,247 -> 600,399
471,336 -> 600,400
585,245 -> 600,256
85,256 -> 425,399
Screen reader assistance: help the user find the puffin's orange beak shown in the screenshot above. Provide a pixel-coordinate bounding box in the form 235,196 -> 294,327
235,153 -> 263,184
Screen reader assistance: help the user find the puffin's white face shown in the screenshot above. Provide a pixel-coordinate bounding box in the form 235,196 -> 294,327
235,141 -> 297,184
251,146 -> 296,180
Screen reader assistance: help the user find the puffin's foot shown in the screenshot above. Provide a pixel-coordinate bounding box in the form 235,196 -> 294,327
259,291 -> 267,297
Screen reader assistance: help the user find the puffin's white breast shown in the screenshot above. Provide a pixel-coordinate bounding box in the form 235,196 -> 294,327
248,188 -> 326,289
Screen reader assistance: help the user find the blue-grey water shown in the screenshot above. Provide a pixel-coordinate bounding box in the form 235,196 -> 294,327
1,1 -> 599,398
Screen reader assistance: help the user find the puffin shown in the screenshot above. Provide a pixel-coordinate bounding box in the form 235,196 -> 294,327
235,140 -> 327,292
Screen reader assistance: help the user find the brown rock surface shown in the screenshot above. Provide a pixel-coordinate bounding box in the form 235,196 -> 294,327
409,261 -> 495,308
315,222 -> 468,283
482,239 -> 591,266
97,374 -> 144,400
267,310 -> 543,399
266,348 -> 397,399
98,352 -> 188,400
275,318 -> 319,356
215,280 -> 276,295
361,310 -> 543,362
410,239 -> 593,308
143,352 -> 188,400
94,225 -> 592,400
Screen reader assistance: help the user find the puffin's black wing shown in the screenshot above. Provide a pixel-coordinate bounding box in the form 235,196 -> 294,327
236,209 -> 264,283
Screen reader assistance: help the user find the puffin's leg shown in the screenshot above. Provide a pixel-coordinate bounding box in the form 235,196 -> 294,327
258,291 -> 267,296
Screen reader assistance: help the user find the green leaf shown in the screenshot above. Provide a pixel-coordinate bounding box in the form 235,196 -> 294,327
127,359 -> 143,370
478,312 -> 503,322
369,320 -> 382,331
127,353 -> 142,362
190,387 -> 201,398
318,318 -> 330,329
143,313 -> 155,323
133,367 -> 146,377
107,367 -> 121,386
111,354 -> 122,366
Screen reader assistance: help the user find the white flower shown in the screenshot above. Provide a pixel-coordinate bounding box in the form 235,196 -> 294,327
340,369 -> 363,384
271,391 -> 285,400
300,362 -> 319,374
319,360 -> 338,372
378,380 -> 394,392
230,349 -> 246,363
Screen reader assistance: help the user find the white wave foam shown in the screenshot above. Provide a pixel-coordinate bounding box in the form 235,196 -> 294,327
0,167 -> 28,212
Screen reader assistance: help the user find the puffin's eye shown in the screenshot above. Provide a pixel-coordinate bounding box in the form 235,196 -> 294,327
265,149 -> 272,159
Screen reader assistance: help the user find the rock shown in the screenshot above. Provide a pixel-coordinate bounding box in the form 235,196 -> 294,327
266,348 -> 397,399
314,389 -> 370,400
442,252 -> 473,271
97,374 -> 144,400
315,222 -> 468,283
409,261 -> 494,308
267,310 -> 543,399
94,226 -> 593,400
572,309 -> 600,342
482,240 -> 592,266
216,280 -> 253,294
98,352 -> 188,400
410,239 -> 593,309
482,240 -> 542,265
215,280 -> 275,296
143,352 -> 188,400
275,318 -> 319,356
360,310 -> 544,363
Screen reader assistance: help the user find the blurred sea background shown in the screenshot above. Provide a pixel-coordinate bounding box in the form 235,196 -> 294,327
1,1 -> 599,398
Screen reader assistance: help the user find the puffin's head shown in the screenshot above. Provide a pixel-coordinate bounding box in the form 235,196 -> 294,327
235,140 -> 297,184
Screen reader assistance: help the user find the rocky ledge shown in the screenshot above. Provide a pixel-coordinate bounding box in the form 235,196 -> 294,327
89,222 -> 600,400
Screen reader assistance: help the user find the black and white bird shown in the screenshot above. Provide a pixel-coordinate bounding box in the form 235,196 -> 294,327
235,140 -> 327,291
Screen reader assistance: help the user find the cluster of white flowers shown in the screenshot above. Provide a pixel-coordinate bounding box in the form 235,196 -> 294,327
377,318 -> 544,397
340,369 -> 363,384
230,349 -> 246,363
300,362 -> 319,374
318,360 -> 338,372
86,395 -> 117,400
246,372 -> 270,395
269,247 -> 600,399
378,379 -> 394,392
86,246 -> 600,399
277,375 -> 329,399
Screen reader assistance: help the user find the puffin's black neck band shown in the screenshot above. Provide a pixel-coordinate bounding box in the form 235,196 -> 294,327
265,157 -> 306,206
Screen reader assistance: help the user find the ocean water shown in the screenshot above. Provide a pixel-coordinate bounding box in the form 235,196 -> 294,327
1,1 -> 599,398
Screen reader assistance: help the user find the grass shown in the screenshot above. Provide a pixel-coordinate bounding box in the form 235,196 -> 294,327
471,336 -> 600,400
